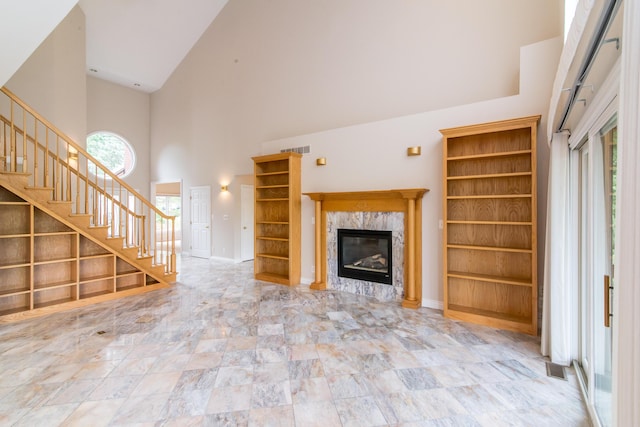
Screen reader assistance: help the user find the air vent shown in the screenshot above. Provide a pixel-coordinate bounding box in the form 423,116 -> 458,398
280,145 -> 310,154
546,362 -> 567,380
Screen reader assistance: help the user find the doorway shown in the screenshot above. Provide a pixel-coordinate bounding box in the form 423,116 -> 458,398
152,181 -> 182,254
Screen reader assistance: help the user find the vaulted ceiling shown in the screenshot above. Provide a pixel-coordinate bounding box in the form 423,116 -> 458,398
78,0 -> 228,92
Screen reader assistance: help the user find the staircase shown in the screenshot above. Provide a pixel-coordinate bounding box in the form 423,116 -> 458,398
0,86 -> 177,322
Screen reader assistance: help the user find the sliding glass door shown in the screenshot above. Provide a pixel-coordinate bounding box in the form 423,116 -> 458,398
594,121 -> 616,426
576,115 -> 616,427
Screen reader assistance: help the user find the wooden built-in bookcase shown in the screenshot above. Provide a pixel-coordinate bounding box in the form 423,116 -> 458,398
252,152 -> 301,286
440,115 -> 540,335
0,186 -> 160,319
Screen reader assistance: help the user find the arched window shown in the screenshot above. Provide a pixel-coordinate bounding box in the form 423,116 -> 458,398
86,131 -> 136,178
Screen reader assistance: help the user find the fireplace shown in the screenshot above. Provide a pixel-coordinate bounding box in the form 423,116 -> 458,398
337,229 -> 393,285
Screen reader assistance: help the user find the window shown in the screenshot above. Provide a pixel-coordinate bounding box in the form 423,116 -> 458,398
565,0 -> 579,41
86,131 -> 136,178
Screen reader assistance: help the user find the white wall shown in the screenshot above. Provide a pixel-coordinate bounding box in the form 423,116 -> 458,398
150,0 -> 563,261
86,76 -> 151,198
5,5 -> 87,144
262,38 -> 562,309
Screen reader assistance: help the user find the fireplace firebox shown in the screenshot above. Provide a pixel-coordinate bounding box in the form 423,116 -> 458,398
337,229 -> 392,285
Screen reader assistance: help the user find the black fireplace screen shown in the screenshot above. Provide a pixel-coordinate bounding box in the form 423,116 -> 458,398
337,229 -> 392,285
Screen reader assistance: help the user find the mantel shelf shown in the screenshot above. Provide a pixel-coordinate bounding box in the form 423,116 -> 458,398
304,188 -> 428,202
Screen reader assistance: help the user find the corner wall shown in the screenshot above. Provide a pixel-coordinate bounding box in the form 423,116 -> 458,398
86,76 -> 151,198
0,0 -> 78,88
261,37 -> 563,309
5,5 -> 87,144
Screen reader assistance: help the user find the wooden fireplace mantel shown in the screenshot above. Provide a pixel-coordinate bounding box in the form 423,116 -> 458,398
304,188 -> 429,309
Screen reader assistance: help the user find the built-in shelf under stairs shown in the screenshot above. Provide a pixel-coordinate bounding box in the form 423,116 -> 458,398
0,87 -> 177,323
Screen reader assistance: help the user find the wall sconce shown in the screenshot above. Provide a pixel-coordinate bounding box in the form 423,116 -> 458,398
68,149 -> 79,160
316,157 -> 327,166
220,185 -> 229,192
407,146 -> 421,156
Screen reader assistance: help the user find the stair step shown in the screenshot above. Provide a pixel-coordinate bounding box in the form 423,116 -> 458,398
104,236 -> 125,251
87,225 -> 109,239
120,245 -> 140,254
0,173 -> 30,189
24,187 -> 55,203
136,255 -> 154,268
69,213 -> 93,219
25,186 -> 54,192
67,214 -> 92,228
0,171 -> 31,176
46,200 -> 73,216
150,264 -> 167,276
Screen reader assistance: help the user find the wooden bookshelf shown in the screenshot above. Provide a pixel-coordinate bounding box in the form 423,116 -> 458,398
0,185 -> 160,319
441,116 -> 540,335
252,152 -> 301,286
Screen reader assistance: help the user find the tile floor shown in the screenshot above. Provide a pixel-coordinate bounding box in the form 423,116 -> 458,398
0,256 -> 591,426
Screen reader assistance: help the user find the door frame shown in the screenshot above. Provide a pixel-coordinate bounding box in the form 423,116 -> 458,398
569,66 -> 619,427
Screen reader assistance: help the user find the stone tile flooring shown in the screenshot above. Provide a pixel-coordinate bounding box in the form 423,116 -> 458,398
0,256 -> 591,426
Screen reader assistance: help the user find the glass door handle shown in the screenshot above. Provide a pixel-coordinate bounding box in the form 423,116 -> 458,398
604,275 -> 612,328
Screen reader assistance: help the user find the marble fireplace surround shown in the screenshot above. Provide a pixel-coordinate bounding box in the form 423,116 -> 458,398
304,189 -> 428,309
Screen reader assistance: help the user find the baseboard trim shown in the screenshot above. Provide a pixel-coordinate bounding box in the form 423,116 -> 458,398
422,299 -> 444,310
209,256 -> 235,263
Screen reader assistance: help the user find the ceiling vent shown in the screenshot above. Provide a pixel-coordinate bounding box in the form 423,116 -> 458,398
281,145 -> 310,155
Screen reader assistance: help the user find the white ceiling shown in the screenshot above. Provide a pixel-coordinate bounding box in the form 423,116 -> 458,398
78,0 -> 228,93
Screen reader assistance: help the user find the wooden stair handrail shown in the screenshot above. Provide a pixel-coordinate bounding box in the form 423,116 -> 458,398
0,88 -> 170,224
0,86 -> 177,275
1,114 -> 150,220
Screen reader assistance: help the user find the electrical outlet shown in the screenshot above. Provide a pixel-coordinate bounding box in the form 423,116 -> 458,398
311,265 -> 315,273
438,220 -> 443,229
311,216 -> 315,225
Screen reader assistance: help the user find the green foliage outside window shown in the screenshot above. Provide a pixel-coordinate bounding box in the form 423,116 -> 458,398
86,132 -> 134,177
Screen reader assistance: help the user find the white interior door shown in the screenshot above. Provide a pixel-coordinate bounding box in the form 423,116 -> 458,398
240,184 -> 254,261
190,186 -> 211,258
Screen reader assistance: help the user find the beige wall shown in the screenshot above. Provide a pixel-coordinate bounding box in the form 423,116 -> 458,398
0,0 -> 78,88
150,0 -> 563,261
86,76 -> 151,198
262,37 -> 562,308
5,5 -> 87,144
